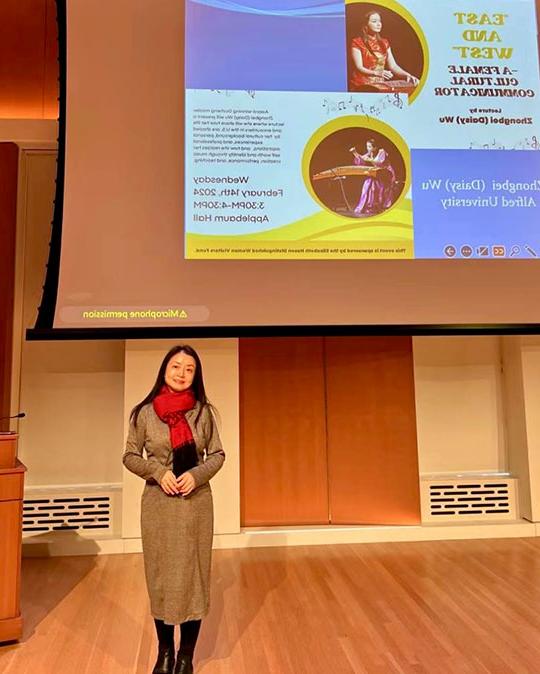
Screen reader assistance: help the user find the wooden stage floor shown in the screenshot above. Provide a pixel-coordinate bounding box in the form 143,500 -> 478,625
1,538 -> 540,673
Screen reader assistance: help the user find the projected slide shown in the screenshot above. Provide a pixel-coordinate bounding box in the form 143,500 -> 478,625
185,0 -> 540,260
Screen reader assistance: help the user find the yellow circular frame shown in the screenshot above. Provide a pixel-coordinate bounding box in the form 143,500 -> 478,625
302,115 -> 411,220
345,0 -> 429,104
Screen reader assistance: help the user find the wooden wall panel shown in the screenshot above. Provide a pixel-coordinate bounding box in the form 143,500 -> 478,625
240,338 -> 329,526
325,336 -> 421,525
0,0 -> 58,118
0,460 -> 25,643
0,144 -> 19,431
43,0 -> 60,119
0,500 -> 22,619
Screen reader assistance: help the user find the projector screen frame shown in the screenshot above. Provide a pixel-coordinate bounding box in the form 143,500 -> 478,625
34,0 -> 66,332
27,0 -> 540,341
26,324 -> 540,341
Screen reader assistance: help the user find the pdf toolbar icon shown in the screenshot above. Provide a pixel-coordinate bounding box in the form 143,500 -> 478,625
492,245 -> 506,257
444,245 -> 456,258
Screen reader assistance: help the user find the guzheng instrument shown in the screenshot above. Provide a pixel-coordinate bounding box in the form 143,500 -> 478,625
312,165 -> 382,181
359,78 -> 417,96
355,78 -> 416,95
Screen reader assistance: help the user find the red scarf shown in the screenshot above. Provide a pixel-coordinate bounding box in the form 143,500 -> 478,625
153,386 -> 196,449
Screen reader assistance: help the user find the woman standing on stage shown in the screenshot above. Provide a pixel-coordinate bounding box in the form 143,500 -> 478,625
349,10 -> 419,91
123,345 -> 225,674
351,139 -> 396,215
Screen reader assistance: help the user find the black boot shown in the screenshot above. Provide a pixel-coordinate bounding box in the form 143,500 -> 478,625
174,619 -> 200,673
152,619 -> 175,674
173,654 -> 193,674
152,646 -> 175,674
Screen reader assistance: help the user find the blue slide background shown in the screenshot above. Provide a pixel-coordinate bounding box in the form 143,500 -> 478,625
412,150 -> 540,259
185,0 -> 347,92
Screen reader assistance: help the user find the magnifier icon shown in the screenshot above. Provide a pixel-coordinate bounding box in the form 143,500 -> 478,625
510,245 -> 520,257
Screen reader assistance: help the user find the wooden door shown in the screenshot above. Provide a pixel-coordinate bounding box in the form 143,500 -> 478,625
0,143 -> 19,431
240,337 -> 329,526
325,336 -> 421,525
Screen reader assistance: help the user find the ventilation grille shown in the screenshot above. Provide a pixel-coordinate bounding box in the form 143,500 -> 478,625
420,477 -> 518,523
22,486 -> 120,536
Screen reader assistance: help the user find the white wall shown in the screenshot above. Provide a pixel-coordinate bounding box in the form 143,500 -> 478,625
501,336 -> 531,519
19,341 -> 125,485
0,120 -> 57,143
414,336 -> 506,474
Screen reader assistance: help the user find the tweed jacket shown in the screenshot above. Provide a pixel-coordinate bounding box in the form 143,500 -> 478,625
123,401 -> 225,488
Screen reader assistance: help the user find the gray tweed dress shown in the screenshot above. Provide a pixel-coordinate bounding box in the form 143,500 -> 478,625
123,402 -> 225,625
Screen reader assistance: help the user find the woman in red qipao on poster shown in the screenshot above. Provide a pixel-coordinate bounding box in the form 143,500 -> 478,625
351,139 -> 396,215
350,10 -> 419,91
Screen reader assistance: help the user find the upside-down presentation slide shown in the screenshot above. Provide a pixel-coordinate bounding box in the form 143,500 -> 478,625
185,0 -> 540,259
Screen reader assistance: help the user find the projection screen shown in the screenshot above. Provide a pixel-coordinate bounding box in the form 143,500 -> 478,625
30,0 -> 540,336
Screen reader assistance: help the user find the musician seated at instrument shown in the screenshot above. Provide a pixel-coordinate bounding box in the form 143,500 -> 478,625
351,140 -> 396,216
350,10 -> 419,92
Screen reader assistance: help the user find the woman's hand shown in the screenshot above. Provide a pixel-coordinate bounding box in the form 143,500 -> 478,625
382,70 -> 393,80
177,471 -> 196,496
406,73 -> 419,85
160,470 -> 180,496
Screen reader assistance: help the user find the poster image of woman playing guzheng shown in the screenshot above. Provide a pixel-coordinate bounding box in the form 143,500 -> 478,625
309,128 -> 406,219
349,139 -> 397,215
349,10 -> 419,94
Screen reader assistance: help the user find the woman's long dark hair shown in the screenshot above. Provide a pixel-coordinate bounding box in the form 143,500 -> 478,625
366,138 -> 379,154
130,344 -> 213,426
361,10 -> 384,56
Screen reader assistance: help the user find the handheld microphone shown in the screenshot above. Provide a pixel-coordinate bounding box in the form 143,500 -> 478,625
0,412 -> 26,421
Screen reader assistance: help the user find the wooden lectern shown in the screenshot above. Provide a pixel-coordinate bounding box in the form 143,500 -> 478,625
0,433 -> 26,643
